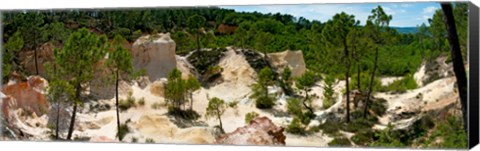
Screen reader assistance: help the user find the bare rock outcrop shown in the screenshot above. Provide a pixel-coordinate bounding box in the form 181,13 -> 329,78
132,33 -> 177,82
267,50 -> 306,78
2,76 -> 49,124
90,136 -> 118,142
19,43 -> 55,77
216,116 -> 286,146
149,78 -> 168,97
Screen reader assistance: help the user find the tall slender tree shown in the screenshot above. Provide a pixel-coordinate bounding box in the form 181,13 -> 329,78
363,6 -> 392,118
54,28 -> 108,140
187,15 -> 206,53
440,2 -> 468,133
106,34 -> 134,141
321,12 -> 359,123
20,12 -> 45,75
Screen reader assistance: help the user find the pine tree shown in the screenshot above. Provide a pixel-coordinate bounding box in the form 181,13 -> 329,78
363,6 -> 392,118
250,67 -> 276,109
187,15 -> 206,52
205,97 -> 227,133
54,28 -> 108,140
186,75 -> 201,111
106,34 -> 134,141
321,12 -> 359,123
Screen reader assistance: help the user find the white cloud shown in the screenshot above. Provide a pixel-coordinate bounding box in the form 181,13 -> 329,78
423,15 -> 430,20
400,9 -> 406,13
400,4 -> 411,8
248,4 -> 373,24
422,6 -> 437,14
382,6 -> 395,15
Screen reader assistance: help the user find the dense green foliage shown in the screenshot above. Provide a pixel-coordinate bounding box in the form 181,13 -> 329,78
421,115 -> 467,148
251,67 -> 276,109
328,137 -> 352,147
164,68 -> 201,119
2,4 -> 468,83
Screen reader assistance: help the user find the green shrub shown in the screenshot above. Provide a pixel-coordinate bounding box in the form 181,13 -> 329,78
328,137 -> 351,147
422,115 -> 467,149
371,123 -> 406,147
350,110 -> 363,120
151,102 -> 163,109
145,138 -> 155,143
351,130 -> 375,146
286,117 -> 307,135
131,137 -> 138,143
286,98 -> 303,116
255,96 -> 275,109
349,72 -> 383,92
117,124 -> 130,141
318,118 -> 341,136
119,93 -> 136,111
244,112 -> 259,124
228,100 -> 239,109
138,97 -> 145,106
323,75 -> 336,109
379,74 -> 418,93
342,118 -> 374,133
410,115 -> 435,138
300,111 -> 316,125
370,98 -> 387,116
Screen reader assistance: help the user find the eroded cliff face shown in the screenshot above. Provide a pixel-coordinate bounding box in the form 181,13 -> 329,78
19,43 -> 55,77
2,76 -> 49,122
216,117 -> 286,146
131,33 -> 177,82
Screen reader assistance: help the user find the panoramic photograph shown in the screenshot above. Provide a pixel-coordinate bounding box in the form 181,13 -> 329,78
0,2 -> 470,149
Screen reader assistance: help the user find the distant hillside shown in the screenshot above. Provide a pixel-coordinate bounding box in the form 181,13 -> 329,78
393,27 -> 419,34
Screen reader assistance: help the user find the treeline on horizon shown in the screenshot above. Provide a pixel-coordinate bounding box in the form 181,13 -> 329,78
1,3 -> 468,83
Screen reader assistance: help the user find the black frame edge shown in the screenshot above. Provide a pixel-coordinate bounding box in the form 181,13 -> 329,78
468,1 -> 480,149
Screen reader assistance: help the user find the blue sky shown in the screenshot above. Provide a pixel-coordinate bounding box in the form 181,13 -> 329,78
221,2 -> 440,27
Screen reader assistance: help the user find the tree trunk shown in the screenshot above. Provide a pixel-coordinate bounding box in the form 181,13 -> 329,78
55,101 -> 60,140
441,3 -> 468,133
115,70 -> 121,140
364,47 -> 379,118
196,33 -> 200,52
217,111 -> 223,133
66,83 -> 80,140
189,91 -> 193,111
34,31 -> 39,75
344,40 -> 351,123
302,89 -> 314,114
357,63 -> 361,91
354,63 -> 361,108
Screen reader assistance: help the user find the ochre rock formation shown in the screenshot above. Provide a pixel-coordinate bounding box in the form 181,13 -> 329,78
1,76 -> 49,124
216,116 -> 286,145
217,24 -> 237,34
131,33 -> 177,82
19,43 -> 55,77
